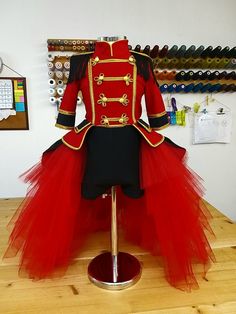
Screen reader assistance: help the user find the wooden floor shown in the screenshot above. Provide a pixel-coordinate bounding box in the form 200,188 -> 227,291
1,198 -> 236,314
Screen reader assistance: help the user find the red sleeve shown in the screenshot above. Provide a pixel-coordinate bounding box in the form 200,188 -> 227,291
55,56 -> 80,129
144,65 -> 169,130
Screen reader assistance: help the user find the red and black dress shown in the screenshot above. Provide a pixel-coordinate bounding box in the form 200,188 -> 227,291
4,40 -> 215,291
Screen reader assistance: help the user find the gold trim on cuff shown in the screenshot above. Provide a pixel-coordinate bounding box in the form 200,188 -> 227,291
130,50 -> 152,60
152,122 -> 170,130
148,111 -> 167,118
58,109 -> 76,115
55,123 -> 74,129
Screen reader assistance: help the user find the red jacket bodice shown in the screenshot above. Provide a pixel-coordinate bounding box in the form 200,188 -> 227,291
56,39 -> 169,149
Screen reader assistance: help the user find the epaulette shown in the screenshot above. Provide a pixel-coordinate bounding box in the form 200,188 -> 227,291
130,50 -> 152,60
130,50 -> 153,81
67,52 -> 93,83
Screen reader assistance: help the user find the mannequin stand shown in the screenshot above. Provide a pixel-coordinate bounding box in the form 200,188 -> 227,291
88,186 -> 142,290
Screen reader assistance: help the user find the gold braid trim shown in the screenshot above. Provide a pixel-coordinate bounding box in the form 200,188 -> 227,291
148,111 -> 167,118
58,109 -> 76,115
133,124 -> 165,147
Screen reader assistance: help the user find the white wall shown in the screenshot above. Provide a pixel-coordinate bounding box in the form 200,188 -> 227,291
0,0 -> 236,220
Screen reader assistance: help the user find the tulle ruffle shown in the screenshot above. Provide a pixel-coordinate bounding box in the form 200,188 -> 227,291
3,140 -> 215,290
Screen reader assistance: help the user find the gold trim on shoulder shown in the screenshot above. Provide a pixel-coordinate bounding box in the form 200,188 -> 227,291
133,124 -> 165,147
130,50 -> 152,60
58,109 -> 76,115
55,123 -> 74,130
62,125 -> 93,150
152,122 -> 170,130
148,111 -> 167,118
77,51 -> 94,55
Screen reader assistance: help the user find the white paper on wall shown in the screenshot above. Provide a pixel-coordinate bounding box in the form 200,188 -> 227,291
193,111 -> 232,144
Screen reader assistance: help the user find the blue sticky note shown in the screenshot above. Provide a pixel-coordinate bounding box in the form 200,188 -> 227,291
15,102 -> 25,112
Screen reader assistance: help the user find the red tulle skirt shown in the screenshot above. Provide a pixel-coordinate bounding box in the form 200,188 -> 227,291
3,140 -> 215,291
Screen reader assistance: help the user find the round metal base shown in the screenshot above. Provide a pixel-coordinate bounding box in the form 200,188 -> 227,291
88,252 -> 142,290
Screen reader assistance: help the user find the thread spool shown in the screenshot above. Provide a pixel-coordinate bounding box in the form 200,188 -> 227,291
192,45 -> 204,58
57,80 -> 64,87
160,84 -> 168,93
49,88 -> 56,96
150,45 -> 159,58
47,54 -> 55,62
64,61 -> 70,70
57,87 -> 64,96
48,79 -> 56,88
55,62 -> 63,70
158,58 -> 171,68
47,62 -> 54,70
55,71 -> 63,79
175,45 -> 187,58
209,71 -> 220,80
193,83 -> 204,92
177,58 -> 188,69
201,70 -> 211,80
158,70 -> 168,80
175,71 -> 186,81
166,45 -> 178,58
166,70 -> 177,80
184,45 -> 196,58
218,71 -> 227,79
208,83 -> 221,93
77,96 -> 82,105
218,46 -> 230,58
134,44 -> 141,52
143,45 -> 151,55
226,47 -> 236,58
184,83 -> 194,92
201,46 -> 213,58
158,45 -> 169,58
175,84 -> 185,92
167,83 -> 177,93
58,96 -> 63,104
49,96 -> 57,105
48,71 -> 55,78
64,71 -> 70,79
169,58 -> 178,68
217,58 -> 230,68
192,71 -> 203,80
226,58 -> 236,69
200,83 -> 212,93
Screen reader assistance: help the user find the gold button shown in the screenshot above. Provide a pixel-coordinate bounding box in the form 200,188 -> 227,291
129,56 -> 134,62
95,56 -> 99,62
119,118 -> 124,123
102,97 -> 107,102
104,118 -> 109,123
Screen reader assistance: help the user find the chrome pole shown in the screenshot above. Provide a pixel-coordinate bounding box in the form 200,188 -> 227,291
111,186 -> 118,282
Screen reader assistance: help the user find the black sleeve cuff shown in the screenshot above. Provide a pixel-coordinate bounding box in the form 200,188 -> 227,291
56,112 -> 76,129
148,113 -> 169,130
